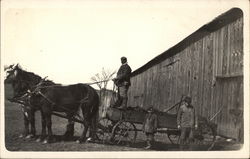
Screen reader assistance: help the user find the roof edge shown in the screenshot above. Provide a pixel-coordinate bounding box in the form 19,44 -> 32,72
131,8 -> 243,77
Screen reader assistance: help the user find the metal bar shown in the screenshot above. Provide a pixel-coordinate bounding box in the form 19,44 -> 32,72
163,101 -> 181,112
209,108 -> 222,121
163,95 -> 185,112
84,79 -> 112,85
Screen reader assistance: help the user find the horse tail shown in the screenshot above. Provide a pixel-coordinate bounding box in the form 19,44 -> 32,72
89,87 -> 100,137
80,84 -> 99,138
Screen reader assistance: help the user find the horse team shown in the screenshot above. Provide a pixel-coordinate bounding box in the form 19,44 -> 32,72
5,64 -> 99,144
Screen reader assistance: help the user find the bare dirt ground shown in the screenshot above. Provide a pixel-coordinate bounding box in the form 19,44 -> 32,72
4,84 -> 243,152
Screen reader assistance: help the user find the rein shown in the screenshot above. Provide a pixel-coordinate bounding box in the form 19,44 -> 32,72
84,79 -> 111,85
37,91 -> 56,106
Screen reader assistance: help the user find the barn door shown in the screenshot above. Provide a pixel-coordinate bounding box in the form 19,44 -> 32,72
212,17 -> 243,141
214,75 -> 243,141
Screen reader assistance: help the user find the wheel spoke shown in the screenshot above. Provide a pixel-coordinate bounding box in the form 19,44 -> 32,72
97,118 -> 113,143
194,123 -> 216,150
111,121 -> 137,145
167,129 -> 180,144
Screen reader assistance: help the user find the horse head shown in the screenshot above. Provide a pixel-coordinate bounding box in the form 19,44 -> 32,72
4,64 -> 14,71
5,64 -> 24,82
5,64 -> 42,98
5,64 -> 17,82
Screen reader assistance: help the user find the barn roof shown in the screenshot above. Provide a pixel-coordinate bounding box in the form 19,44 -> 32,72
131,8 -> 243,77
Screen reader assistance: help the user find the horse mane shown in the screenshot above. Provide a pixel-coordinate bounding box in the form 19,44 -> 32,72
41,79 -> 56,86
18,69 -> 42,84
11,65 -> 56,95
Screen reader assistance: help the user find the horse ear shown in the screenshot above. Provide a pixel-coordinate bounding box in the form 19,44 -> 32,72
13,64 -> 18,69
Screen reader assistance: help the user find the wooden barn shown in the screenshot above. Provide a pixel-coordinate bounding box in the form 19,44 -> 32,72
127,8 -> 243,141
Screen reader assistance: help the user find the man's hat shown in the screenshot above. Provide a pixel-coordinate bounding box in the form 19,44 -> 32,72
121,56 -> 127,60
183,96 -> 192,103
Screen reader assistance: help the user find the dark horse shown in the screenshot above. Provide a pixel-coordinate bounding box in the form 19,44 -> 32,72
29,80 -> 99,143
5,64 -> 51,139
5,64 -> 99,143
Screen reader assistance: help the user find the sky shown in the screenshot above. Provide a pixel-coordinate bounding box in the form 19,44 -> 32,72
1,0 -> 247,88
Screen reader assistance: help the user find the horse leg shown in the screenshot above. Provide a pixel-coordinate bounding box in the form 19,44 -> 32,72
80,111 -> 98,143
86,122 -> 95,142
27,109 -> 36,139
88,97 -> 99,142
43,113 -> 53,144
20,113 -> 29,138
36,111 -> 47,142
76,120 -> 89,143
87,113 -> 98,142
75,104 -> 88,143
63,118 -> 75,141
89,121 -> 94,139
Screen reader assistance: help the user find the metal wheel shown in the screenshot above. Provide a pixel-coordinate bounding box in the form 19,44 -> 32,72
96,118 -> 114,143
193,123 -> 216,150
110,121 -> 137,145
167,129 -> 181,144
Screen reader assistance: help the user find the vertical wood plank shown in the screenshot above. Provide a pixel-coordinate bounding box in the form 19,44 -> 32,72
226,23 -> 231,75
213,29 -> 220,123
197,39 -> 203,115
210,31 -> 216,120
238,17 -> 243,74
207,33 -> 213,119
216,28 -> 224,131
193,41 -> 200,109
128,14 -> 243,139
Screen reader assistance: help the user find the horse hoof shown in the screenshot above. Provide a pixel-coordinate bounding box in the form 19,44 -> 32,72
25,134 -> 32,139
19,134 -> 24,138
76,140 -> 81,144
43,140 -> 48,144
36,138 -> 42,142
30,134 -> 35,138
86,137 -> 94,143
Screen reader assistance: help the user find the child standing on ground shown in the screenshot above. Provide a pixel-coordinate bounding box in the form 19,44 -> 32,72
142,107 -> 158,149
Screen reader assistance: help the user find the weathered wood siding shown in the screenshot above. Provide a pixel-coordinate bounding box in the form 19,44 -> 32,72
128,8 -> 243,139
98,89 -> 117,117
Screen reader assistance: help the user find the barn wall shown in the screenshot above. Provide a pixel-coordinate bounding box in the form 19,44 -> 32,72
128,10 -> 243,139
